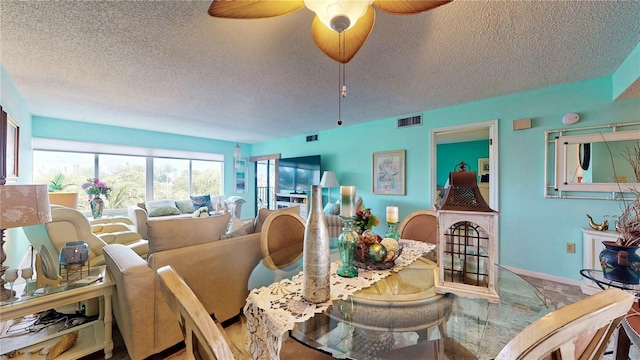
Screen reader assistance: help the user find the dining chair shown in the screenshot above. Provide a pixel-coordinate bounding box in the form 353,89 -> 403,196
614,299 -> 640,360
260,211 -> 306,268
398,210 -> 438,244
495,288 -> 635,360
157,265 -> 236,360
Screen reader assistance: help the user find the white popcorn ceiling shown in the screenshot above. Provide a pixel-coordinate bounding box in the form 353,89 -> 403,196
1,1 -> 638,143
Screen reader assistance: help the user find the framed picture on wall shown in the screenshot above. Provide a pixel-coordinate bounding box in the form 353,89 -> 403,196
235,159 -> 247,193
478,158 -> 489,177
372,150 -> 405,195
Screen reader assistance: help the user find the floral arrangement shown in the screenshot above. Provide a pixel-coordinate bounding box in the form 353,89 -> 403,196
82,177 -> 111,200
353,206 -> 379,233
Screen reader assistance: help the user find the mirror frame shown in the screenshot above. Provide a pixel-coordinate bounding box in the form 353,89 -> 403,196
545,122 -> 640,200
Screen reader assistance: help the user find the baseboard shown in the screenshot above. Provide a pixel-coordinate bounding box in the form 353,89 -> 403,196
500,265 -> 582,287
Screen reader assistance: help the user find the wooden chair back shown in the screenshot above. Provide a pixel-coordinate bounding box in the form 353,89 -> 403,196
157,265 -> 235,360
398,210 -> 437,244
495,288 -> 635,360
260,211 -> 305,268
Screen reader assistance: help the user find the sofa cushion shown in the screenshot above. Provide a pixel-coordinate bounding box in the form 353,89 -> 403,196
253,206 -> 300,233
145,200 -> 181,217
190,194 -> 214,212
175,199 -> 195,214
147,213 -> 231,254
220,219 -> 254,240
323,202 -> 340,216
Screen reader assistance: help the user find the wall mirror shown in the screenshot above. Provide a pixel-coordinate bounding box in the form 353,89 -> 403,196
431,119 -> 499,210
545,122 -> 640,200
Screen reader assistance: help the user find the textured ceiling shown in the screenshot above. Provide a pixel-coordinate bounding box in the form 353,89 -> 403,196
1,1 -> 639,144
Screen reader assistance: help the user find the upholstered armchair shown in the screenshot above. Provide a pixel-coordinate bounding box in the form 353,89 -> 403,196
24,206 -> 148,269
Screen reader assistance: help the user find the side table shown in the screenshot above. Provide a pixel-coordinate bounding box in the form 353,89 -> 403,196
0,266 -> 114,359
580,268 -> 640,360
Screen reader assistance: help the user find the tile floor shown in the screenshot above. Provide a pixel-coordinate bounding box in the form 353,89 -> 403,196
80,276 -> 640,360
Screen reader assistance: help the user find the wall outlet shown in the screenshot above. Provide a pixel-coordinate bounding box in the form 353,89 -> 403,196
566,243 -> 576,253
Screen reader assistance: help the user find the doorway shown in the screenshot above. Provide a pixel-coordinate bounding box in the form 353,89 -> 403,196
430,119 -> 499,210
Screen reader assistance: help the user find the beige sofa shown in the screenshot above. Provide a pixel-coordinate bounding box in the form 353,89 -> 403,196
103,206 -> 298,360
127,195 -> 230,239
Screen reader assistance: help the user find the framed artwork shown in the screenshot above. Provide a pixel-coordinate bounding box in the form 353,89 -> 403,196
372,150 -> 405,195
234,159 -> 248,193
478,158 -> 489,177
1,108 -> 19,183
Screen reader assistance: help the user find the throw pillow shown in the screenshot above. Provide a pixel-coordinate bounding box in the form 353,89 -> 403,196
190,194 -> 214,212
175,199 -> 195,214
254,206 -> 300,233
323,202 -> 339,216
220,220 -> 254,240
147,213 -> 231,254
145,200 -> 181,217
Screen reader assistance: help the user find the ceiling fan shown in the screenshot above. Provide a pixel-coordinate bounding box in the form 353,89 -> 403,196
208,0 -> 452,63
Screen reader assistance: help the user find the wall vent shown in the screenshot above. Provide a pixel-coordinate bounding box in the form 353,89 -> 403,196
306,134 -> 318,142
397,114 -> 423,128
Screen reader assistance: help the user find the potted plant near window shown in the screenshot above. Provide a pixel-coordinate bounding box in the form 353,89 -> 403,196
47,173 -> 79,209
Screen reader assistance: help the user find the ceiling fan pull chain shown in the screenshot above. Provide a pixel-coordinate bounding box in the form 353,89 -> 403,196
337,32 -> 344,126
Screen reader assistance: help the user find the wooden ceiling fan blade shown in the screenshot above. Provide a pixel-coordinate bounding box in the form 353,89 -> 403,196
310,6 -> 375,63
373,0 -> 451,15
208,0 -> 305,19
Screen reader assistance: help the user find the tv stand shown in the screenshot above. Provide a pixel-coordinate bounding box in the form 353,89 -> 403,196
276,193 -> 309,218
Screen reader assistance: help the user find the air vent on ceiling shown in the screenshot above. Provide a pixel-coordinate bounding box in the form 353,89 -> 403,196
306,134 -> 318,142
397,114 -> 423,128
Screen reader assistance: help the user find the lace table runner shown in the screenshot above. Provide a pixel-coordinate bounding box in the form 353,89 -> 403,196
244,239 -> 436,360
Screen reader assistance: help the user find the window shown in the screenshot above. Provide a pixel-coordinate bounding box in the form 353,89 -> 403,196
34,148 -> 223,211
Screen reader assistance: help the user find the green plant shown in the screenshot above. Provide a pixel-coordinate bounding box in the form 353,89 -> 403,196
48,173 -> 74,192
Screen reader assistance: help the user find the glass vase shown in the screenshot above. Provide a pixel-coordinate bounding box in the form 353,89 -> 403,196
337,218 -> 359,278
90,196 -> 104,219
385,222 -> 399,241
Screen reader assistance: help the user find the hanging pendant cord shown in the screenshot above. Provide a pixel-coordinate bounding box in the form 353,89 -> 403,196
337,32 -> 346,126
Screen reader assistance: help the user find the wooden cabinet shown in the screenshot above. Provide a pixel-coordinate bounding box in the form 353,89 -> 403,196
580,228 -> 621,295
275,193 -> 309,218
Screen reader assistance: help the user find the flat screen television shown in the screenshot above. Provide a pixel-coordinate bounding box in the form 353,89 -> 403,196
278,155 -> 321,193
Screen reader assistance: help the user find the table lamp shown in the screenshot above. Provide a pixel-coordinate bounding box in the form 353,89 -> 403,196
0,185 -> 52,300
319,171 -> 340,205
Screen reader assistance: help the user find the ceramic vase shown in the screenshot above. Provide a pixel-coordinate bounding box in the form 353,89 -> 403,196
599,241 -> 640,284
302,185 -> 331,303
90,196 -> 104,219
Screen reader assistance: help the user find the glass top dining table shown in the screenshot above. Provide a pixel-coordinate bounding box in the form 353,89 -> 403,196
247,240 -> 551,360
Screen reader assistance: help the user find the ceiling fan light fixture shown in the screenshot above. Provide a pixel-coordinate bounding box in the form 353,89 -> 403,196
304,0 -> 372,32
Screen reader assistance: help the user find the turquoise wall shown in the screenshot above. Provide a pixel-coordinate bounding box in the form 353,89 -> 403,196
253,76 -> 640,281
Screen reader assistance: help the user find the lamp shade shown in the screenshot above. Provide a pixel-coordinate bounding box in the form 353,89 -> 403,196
320,171 -> 340,188
0,185 -> 52,229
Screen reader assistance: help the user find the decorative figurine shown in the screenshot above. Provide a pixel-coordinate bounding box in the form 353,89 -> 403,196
586,214 -> 609,231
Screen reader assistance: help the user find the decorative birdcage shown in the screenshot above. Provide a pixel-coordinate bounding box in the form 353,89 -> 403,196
435,163 -> 500,303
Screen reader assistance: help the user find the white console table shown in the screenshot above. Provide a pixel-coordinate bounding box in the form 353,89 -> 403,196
580,227 -> 622,295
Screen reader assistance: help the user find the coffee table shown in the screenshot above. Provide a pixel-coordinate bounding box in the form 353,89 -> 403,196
0,265 -> 114,359
246,240 -> 551,360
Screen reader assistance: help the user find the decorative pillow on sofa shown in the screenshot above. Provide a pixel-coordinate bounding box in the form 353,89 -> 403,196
323,202 -> 340,216
254,206 -> 300,233
190,194 -> 214,212
220,218 -> 254,240
145,200 -> 181,217
175,199 -> 195,214
147,213 -> 231,254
